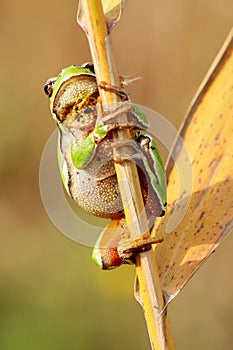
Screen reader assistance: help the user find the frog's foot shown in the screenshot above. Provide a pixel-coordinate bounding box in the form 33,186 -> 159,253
112,137 -> 148,164
101,101 -> 134,125
117,234 -> 164,264
99,81 -> 129,101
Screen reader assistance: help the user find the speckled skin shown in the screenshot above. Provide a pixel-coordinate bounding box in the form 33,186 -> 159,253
59,132 -> 124,218
45,65 -> 166,220
51,71 -> 125,218
45,64 -> 167,269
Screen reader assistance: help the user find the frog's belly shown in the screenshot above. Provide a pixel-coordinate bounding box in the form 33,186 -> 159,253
70,169 -> 124,218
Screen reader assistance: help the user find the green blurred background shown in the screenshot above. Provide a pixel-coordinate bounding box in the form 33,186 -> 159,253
1,0 -> 233,349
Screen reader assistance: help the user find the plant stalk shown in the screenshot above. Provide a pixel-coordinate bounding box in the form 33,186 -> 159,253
78,1 -> 175,348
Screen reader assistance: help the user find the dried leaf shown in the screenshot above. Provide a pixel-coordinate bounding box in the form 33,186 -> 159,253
153,29 -> 233,306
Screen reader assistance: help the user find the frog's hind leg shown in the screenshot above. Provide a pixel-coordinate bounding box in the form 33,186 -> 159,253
92,218 -> 129,270
92,217 -> 164,270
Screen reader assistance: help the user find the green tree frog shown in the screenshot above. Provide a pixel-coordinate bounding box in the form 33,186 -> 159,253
44,63 -> 166,269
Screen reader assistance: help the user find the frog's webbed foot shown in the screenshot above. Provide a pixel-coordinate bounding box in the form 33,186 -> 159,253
99,81 -> 129,101
112,137 -> 150,164
117,234 -> 164,264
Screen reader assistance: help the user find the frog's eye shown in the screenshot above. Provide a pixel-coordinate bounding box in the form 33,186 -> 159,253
82,62 -> 95,74
44,79 -> 56,98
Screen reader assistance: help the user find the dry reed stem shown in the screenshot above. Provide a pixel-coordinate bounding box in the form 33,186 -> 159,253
78,1 -> 175,348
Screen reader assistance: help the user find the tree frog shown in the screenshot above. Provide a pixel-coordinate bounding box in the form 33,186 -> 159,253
44,63 -> 166,269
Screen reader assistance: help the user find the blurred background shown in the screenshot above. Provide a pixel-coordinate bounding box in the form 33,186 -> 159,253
1,0 -> 233,349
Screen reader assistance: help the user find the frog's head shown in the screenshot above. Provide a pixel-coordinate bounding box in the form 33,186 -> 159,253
44,63 -> 98,122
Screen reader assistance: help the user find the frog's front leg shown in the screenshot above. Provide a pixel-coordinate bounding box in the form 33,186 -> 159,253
97,82 -> 149,130
70,92 -> 150,170
95,102 -> 149,132
70,133 -> 96,169
70,101 -> 138,169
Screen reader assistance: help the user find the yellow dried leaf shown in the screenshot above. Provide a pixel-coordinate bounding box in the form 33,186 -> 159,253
153,28 -> 233,306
